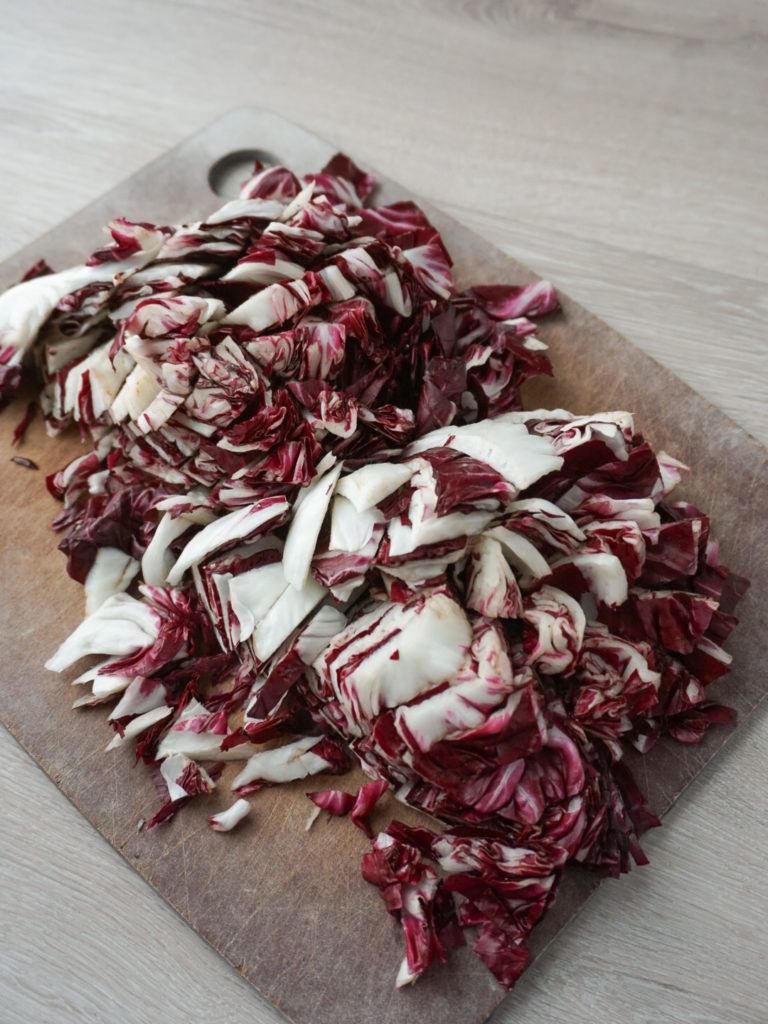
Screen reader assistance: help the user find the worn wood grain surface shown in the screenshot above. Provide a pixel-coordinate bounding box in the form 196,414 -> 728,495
1,3 -> 766,1023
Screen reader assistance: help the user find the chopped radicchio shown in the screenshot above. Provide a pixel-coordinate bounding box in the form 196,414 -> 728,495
307,788 -> 356,817
208,797 -> 252,832
2,152 -> 747,992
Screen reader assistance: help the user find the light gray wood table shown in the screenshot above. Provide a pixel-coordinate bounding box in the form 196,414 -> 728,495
1,2 -> 766,1022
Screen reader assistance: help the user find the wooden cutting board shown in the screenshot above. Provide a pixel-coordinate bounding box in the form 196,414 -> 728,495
1,108 -> 766,1024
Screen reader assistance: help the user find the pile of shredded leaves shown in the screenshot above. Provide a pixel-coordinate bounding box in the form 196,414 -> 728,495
0,154 -> 746,989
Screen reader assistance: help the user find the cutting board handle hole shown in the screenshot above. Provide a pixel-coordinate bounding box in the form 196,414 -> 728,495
208,149 -> 278,198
